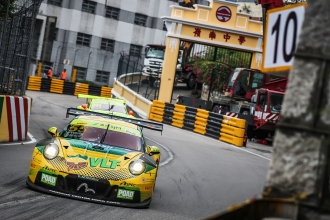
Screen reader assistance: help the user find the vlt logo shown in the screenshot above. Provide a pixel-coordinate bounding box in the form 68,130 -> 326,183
90,158 -> 120,169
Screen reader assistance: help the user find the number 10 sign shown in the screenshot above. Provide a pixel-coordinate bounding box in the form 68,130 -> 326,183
262,3 -> 306,72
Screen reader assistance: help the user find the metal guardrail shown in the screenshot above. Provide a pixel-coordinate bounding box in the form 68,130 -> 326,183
117,52 -> 161,100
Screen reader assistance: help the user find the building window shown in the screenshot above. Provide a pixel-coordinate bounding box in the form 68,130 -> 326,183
130,44 -> 142,57
48,0 -> 62,6
105,7 -> 120,20
76,33 -> 91,46
74,67 -> 87,81
134,14 -> 147,27
82,0 -> 97,14
95,71 -> 110,84
100,38 -> 114,52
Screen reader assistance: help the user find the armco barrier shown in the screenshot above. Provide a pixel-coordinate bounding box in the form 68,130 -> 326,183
149,100 -> 246,147
0,95 -> 32,142
27,76 -> 41,91
101,87 -> 112,97
74,83 -> 89,96
50,79 -> 64,94
27,76 -> 112,97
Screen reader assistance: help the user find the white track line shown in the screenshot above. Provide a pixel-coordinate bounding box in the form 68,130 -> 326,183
145,137 -> 174,166
0,195 -> 50,208
162,124 -> 271,161
0,132 -> 37,146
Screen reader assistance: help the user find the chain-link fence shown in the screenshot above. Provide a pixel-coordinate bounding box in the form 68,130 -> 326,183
117,52 -> 161,101
0,0 -> 42,96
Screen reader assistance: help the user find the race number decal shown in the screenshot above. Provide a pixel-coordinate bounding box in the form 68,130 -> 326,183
68,125 -> 85,133
262,3 -> 306,72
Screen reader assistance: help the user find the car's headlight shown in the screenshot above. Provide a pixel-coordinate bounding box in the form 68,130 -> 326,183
129,159 -> 146,175
43,143 -> 59,160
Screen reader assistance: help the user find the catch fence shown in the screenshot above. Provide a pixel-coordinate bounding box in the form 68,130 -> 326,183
0,0 -> 42,96
117,52 -> 161,101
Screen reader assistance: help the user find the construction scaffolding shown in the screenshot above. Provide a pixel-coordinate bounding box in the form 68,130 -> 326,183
0,0 -> 42,96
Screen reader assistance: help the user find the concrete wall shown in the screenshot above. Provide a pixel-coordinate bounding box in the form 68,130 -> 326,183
112,78 -> 152,119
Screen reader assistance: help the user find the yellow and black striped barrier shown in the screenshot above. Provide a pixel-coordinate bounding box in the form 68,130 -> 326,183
27,76 -> 42,91
27,76 -> 112,97
149,100 -> 246,147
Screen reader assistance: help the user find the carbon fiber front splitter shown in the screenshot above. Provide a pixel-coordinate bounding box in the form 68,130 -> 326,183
26,177 -> 151,208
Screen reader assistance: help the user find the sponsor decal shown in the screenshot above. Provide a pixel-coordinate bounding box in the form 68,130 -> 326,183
145,186 -> 153,191
120,181 -> 135,187
49,190 -> 121,205
41,173 -> 57,186
117,189 -> 135,200
28,168 -> 36,176
78,175 -> 98,182
141,177 -> 146,183
66,154 -> 88,171
77,183 -> 95,194
43,166 -> 57,173
30,163 -> 36,168
90,157 -> 120,169
32,151 -> 42,164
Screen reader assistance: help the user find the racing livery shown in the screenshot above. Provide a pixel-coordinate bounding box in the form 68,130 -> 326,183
76,94 -> 135,118
26,109 -> 162,207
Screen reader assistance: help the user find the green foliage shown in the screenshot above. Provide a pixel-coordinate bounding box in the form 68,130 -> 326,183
0,0 -> 17,20
188,46 -> 251,92
242,4 -> 251,14
193,60 -> 232,92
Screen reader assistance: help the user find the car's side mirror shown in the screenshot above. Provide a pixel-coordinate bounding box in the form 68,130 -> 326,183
48,127 -> 58,137
128,110 -> 134,115
82,104 -> 87,109
148,146 -> 160,156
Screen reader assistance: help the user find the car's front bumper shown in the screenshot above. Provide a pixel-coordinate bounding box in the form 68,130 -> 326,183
26,174 -> 152,208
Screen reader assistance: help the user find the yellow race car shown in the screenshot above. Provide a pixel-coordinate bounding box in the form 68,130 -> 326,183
76,94 -> 135,118
26,108 -> 162,208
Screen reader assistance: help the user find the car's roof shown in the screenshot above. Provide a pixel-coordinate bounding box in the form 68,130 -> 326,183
91,98 -> 125,106
75,115 -> 137,128
72,116 -> 140,136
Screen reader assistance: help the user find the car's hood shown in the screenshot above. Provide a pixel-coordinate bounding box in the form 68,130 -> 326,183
55,138 -> 142,171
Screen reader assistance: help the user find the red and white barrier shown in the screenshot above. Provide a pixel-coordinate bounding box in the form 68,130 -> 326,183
0,96 -> 32,142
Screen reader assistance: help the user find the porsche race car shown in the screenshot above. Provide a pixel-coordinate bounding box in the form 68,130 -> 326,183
76,94 -> 135,119
26,108 -> 162,207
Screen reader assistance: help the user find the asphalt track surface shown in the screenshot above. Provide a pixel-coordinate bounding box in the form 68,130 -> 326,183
0,91 -> 272,220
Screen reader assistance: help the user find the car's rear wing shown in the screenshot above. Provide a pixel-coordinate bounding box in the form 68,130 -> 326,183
77,94 -> 126,104
66,108 -> 163,133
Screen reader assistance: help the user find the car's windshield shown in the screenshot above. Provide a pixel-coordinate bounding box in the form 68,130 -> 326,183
60,124 -> 142,151
270,92 -> 284,113
90,102 -> 127,114
146,47 -> 165,59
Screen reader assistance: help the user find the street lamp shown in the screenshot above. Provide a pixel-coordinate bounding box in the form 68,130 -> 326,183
72,48 -> 80,72
86,51 -> 92,80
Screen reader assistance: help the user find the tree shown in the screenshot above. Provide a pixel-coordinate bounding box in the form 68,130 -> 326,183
0,0 -> 17,20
